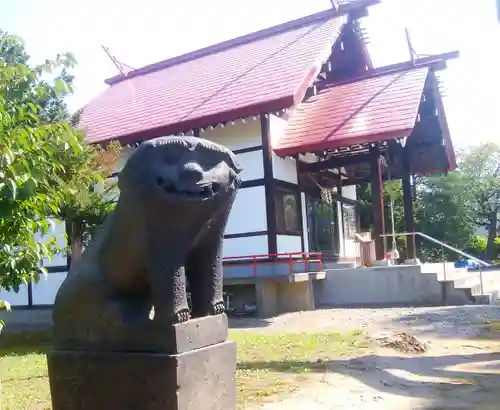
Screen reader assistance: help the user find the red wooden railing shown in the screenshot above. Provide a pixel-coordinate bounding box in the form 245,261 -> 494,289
222,252 -> 323,277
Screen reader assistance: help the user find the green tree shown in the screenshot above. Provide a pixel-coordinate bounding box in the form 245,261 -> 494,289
0,31 -> 121,311
456,142 -> 500,261
415,172 -> 476,261
60,138 -> 121,264
0,31 -> 80,302
357,172 -> 476,262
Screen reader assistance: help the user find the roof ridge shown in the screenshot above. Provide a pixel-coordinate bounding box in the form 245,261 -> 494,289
105,8 -> 341,86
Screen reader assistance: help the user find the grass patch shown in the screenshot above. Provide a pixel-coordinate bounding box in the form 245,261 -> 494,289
234,330 -> 368,408
0,328 -> 368,409
483,320 -> 500,332
478,320 -> 500,340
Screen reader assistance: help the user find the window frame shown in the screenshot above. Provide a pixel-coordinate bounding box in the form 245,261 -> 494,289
274,186 -> 302,236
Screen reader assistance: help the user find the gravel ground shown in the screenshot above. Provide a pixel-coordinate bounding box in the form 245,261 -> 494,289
231,306 -> 500,410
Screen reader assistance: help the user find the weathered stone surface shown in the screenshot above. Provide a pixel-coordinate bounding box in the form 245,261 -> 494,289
170,313 -> 229,354
48,137 -> 241,409
48,341 -> 237,410
50,136 -> 243,352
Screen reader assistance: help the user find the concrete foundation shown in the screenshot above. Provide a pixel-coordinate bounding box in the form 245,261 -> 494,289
255,275 -> 317,318
317,265 -> 474,307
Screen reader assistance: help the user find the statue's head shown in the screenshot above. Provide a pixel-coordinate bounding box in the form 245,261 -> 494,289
118,136 -> 243,213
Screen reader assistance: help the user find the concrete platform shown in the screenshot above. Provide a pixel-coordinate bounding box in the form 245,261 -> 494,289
253,272 -> 325,317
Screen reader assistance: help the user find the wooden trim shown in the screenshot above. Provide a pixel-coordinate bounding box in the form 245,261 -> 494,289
276,231 -> 303,237
338,186 -> 347,254
260,114 -> 277,255
27,280 -> 33,307
296,155 -> 305,252
10,304 -> 55,310
241,179 -> 265,189
274,183 -> 302,236
45,265 -> 69,273
300,154 -> 371,173
224,231 -> 267,239
275,179 -> 299,191
233,145 -> 263,155
369,144 -> 386,259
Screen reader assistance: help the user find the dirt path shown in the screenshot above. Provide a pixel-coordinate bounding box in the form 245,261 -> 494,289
230,306 -> 500,409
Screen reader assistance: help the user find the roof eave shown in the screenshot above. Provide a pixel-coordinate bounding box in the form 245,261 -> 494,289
87,95 -> 295,145
273,128 -> 414,157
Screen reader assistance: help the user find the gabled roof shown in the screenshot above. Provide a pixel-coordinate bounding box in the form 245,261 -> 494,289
273,68 -> 430,156
80,9 -> 357,144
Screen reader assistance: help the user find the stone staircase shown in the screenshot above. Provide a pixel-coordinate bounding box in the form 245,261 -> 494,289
317,261 -> 500,307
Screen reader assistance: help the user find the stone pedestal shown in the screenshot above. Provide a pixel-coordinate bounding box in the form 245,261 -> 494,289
48,315 -> 236,410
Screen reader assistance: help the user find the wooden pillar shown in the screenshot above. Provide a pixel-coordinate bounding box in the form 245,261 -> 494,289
369,144 -> 386,260
402,148 -> 416,260
260,114 -> 277,256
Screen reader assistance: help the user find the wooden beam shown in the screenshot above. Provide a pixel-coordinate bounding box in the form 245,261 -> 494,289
401,147 -> 416,260
299,154 -> 371,173
370,144 -> 386,260
260,114 -> 278,256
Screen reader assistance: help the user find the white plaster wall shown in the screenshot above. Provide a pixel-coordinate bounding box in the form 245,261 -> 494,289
272,155 -> 298,184
269,114 -> 286,148
301,192 -> 309,253
336,202 -> 345,257
200,119 -> 262,151
342,185 -> 357,201
32,272 -> 67,305
201,119 -> 264,183
277,235 -> 302,254
344,238 -> 357,260
0,284 -> 29,306
341,194 -> 358,260
226,186 -> 267,235
235,150 -> 263,182
270,114 -> 298,184
223,236 -> 268,258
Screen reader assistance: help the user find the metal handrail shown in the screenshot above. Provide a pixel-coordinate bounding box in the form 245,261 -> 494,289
380,232 -> 491,267
223,252 -> 324,277
381,231 -> 491,294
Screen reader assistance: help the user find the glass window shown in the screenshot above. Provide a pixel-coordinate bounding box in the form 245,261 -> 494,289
342,203 -> 357,239
275,187 -> 300,235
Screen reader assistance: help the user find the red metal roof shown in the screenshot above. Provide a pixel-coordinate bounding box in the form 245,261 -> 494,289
80,11 -> 349,144
273,68 -> 430,157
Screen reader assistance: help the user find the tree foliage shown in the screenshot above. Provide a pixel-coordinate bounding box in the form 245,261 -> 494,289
415,172 -> 476,261
0,30 -> 121,308
456,142 -> 500,260
60,138 -> 121,263
356,144 -> 500,263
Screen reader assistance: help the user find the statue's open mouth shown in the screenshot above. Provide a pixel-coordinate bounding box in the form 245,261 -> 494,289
156,177 -> 221,200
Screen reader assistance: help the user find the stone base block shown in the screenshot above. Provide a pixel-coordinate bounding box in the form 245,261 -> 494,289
53,313 -> 229,354
47,341 -> 236,410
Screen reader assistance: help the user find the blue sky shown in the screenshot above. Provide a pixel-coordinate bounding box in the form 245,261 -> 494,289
3,0 -> 499,148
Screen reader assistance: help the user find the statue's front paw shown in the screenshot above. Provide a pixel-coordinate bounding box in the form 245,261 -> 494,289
174,308 -> 191,323
210,301 -> 225,315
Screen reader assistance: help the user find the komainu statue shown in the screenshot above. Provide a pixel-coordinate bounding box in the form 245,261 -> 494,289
51,136 -> 242,352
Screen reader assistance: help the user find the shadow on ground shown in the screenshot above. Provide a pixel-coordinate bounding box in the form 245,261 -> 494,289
239,350 -> 500,409
0,328 -> 52,356
385,305 -> 500,340
228,316 -> 271,329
